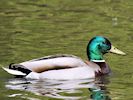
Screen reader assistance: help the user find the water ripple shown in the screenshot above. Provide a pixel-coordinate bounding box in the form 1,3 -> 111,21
5,76 -> 111,100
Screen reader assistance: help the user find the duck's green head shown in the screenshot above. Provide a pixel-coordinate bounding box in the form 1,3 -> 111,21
87,36 -> 126,61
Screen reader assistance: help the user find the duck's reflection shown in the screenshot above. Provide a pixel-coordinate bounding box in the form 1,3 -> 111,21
89,76 -> 111,100
5,76 -> 111,100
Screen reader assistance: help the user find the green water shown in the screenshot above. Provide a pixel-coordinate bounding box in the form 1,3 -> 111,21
0,0 -> 133,100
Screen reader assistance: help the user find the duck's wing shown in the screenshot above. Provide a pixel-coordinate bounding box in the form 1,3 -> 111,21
19,54 -> 87,73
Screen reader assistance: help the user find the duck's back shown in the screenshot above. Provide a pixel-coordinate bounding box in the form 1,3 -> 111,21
20,54 -> 87,72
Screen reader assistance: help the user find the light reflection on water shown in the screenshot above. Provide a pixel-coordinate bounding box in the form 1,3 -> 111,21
5,76 -> 111,100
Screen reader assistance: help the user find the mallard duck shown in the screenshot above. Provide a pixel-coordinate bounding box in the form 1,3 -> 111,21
2,36 -> 126,80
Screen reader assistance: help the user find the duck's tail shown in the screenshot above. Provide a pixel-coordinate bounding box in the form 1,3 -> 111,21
2,63 -> 31,77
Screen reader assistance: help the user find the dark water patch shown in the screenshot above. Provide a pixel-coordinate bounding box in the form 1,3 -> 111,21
17,2 -> 48,8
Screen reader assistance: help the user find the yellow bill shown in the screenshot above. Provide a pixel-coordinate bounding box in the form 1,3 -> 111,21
109,45 -> 126,55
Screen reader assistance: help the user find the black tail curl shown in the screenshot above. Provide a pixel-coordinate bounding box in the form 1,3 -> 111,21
9,63 -> 31,75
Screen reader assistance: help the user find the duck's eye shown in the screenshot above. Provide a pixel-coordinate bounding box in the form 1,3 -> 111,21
102,42 -> 105,44
98,44 -> 101,49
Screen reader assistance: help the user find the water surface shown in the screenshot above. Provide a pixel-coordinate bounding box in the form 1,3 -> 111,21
0,0 -> 133,100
